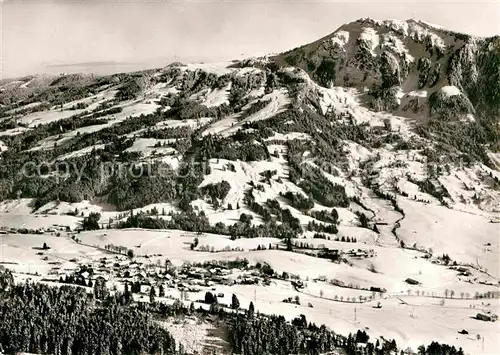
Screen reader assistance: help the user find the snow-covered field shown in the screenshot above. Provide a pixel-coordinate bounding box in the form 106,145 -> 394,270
202,88 -> 290,137
0,199 -> 83,230
125,138 -> 177,156
0,232 -> 103,275
27,99 -> 161,151
201,83 -> 232,108
201,113 -> 240,137
17,89 -> 118,128
398,198 -> 499,278
0,127 -> 31,137
225,89 -> 290,136
221,283 -> 499,355
263,132 -> 312,142
440,85 -> 462,97
19,109 -> 85,128
3,101 -> 43,115
55,144 -> 106,161
156,117 -> 212,129
161,317 -> 226,354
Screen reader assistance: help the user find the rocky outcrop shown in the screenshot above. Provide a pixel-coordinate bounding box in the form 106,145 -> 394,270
272,18 -> 499,151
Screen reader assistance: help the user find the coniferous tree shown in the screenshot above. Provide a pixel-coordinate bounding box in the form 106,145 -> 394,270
248,301 -> 255,317
231,294 -> 240,309
149,286 -> 156,304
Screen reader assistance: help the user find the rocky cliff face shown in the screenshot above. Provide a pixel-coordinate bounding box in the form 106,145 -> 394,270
275,18 -> 499,133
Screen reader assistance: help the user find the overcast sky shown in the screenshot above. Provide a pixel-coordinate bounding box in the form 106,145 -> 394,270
1,0 -> 499,78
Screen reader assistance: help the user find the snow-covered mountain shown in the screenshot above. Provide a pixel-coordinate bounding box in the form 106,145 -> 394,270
0,18 -> 499,354
276,18 -> 499,133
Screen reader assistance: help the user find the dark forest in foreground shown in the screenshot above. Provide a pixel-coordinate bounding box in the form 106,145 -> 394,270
0,269 -> 465,355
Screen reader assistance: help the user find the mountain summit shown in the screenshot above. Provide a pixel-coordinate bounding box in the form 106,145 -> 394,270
277,18 -> 497,123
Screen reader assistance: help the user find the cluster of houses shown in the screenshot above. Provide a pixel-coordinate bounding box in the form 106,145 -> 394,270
345,248 -> 377,258
476,312 -> 498,322
0,224 -> 69,235
47,253 -> 267,299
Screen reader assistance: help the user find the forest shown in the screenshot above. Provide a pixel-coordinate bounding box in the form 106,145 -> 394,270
0,269 -> 177,355
0,269 -> 466,355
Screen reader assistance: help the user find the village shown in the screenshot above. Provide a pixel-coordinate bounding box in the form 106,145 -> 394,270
37,233 -> 278,306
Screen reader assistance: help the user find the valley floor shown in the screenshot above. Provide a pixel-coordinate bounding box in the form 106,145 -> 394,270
1,224 -> 498,354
